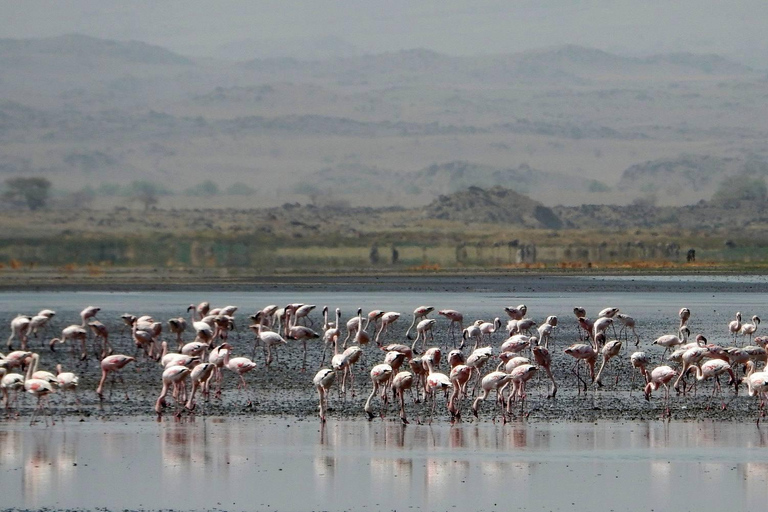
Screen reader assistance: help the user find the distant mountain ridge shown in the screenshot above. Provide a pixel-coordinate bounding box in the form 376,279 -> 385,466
0,33 -> 193,66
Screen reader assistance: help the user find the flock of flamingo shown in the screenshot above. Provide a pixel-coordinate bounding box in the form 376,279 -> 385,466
1,301 -> 767,426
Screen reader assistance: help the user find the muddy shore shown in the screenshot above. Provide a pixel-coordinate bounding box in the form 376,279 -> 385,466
1,274 -> 765,425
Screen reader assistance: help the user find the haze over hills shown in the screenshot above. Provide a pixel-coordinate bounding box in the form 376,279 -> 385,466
1,33 -> 767,210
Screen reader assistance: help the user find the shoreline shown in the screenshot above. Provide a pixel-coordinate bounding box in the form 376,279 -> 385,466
2,267 -> 768,293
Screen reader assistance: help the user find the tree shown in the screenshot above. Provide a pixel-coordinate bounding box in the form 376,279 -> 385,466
3,177 -> 51,210
127,180 -> 162,210
711,175 -> 767,206
185,180 -> 220,197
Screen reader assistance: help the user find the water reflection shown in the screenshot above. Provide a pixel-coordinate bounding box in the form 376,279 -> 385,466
2,419 -> 768,511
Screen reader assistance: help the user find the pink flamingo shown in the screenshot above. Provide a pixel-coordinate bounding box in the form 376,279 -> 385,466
594,339 -> 623,387
185,362 -> 216,412
7,315 -> 31,350
564,343 -> 597,394
471,371 -> 513,422
644,365 -> 678,418
741,361 -> 768,424
375,312 -> 400,345
96,354 -> 136,401
49,324 -> 89,360
167,317 -> 188,350
155,365 -> 191,418
438,309 -> 464,342
506,364 -> 538,414
79,305 -> 101,326
87,320 -> 113,358
392,371 -> 415,424
410,318 -> 437,352
423,354 -> 452,423
313,368 -> 336,422
405,306 -> 435,340
56,363 -> 80,409
364,363 -> 394,420
531,342 -> 557,398
223,350 -> 258,406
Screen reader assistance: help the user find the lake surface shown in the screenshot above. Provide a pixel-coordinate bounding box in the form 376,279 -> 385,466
3,274 -> 768,510
2,418 -> 768,511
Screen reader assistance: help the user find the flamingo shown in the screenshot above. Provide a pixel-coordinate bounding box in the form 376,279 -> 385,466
594,339 -> 623,387
471,371 -> 513,422
286,318 -> 320,371
503,305 -> 526,321
410,318 -> 437,352
478,318 -> 502,343
741,361 -> 768,424
207,342 -> 232,398
686,360 -> 736,400
536,316 -> 557,349
185,362 -> 216,412
321,308 -> 342,365
154,365 -> 191,418
364,363 -> 394,420
564,343 -> 597,393
506,364 -> 538,413
405,306 -> 434,340
181,340 -> 208,357
249,322 -> 287,368
24,356 -> 56,426
55,363 -> 79,408
1,355 -> 33,412
679,307 -> 691,327
592,317 -> 613,347
466,346 -> 494,396
7,315 -> 31,350
438,309 -> 464,342
294,304 -> 316,326
598,307 -> 620,318
87,320 -> 112,359
375,312 -> 400,345
313,368 -> 335,422
49,324 -> 89,360
338,344 -> 363,397
79,306 -> 101,326
630,351 -> 650,388
448,364 -> 472,418
615,313 -> 640,346
461,323 -> 482,350
644,365 -> 678,418
577,317 -> 596,343
96,354 -> 136,401
729,312 -> 743,342
652,327 -> 689,362
167,317 -> 188,350
29,309 -> 55,338
741,315 -> 761,343
423,354 -> 452,424
351,308 -> 372,347
531,343 -> 557,398
508,318 -> 536,336
501,334 -> 531,355
672,346 -> 708,393
391,371 -> 414,424
223,350 -> 258,406
130,319 -> 158,361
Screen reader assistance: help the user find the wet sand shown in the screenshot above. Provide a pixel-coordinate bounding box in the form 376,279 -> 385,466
1,279 -> 767,423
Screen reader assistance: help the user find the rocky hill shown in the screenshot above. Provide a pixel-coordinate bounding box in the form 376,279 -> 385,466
423,186 -> 564,228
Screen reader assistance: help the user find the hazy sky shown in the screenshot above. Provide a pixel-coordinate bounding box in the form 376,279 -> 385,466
1,0 -> 767,65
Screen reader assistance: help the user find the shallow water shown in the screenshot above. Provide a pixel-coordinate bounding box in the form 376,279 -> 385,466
3,275 -> 768,510
2,418 -> 768,511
